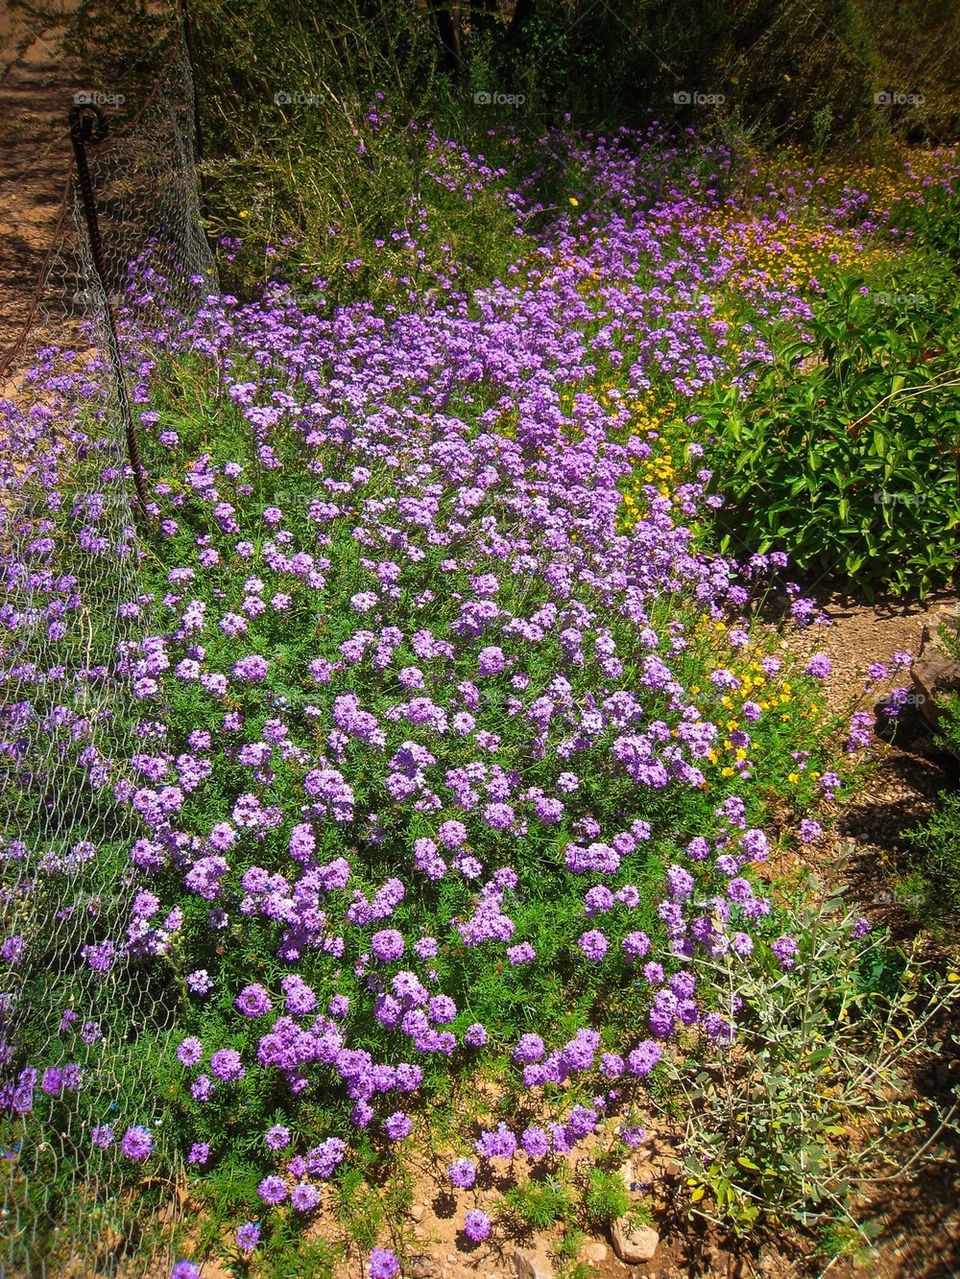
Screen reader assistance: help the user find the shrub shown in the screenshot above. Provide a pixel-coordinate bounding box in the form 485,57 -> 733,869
694,244 -> 960,597
662,892 -> 960,1236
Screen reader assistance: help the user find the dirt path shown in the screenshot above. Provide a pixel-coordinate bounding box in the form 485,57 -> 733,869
0,1 -> 82,385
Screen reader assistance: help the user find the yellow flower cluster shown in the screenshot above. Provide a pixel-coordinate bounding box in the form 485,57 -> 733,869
707,210 -> 884,296
617,397 -> 680,531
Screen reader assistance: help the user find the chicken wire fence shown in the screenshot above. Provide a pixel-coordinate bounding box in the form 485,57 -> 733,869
1,5 -> 213,1274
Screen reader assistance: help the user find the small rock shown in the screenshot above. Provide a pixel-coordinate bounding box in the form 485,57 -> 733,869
583,1241 -> 608,1264
410,1203 -> 427,1222
410,1257 -> 437,1279
610,1221 -> 659,1264
512,1246 -> 554,1279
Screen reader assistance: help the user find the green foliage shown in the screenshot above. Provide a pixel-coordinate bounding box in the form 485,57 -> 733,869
582,1166 -> 629,1225
905,782 -> 960,915
816,1214 -> 882,1265
695,228 -> 960,598
663,892 -> 960,1235
499,1177 -> 573,1232
901,618 -> 960,918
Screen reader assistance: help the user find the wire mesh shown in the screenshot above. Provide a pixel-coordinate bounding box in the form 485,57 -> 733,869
1,4 -> 213,1273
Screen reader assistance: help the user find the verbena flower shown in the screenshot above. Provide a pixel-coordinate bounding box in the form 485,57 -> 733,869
120,1125 -> 153,1161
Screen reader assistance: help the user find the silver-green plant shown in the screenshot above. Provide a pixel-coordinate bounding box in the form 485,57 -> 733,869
656,890 -> 960,1237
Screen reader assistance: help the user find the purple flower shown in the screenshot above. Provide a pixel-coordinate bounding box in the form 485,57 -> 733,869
258,1175 -> 288,1205
463,1209 -> 491,1243
233,654 -> 269,682
477,646 -> 506,676
186,969 -> 212,995
772,936 -> 798,969
506,941 -> 535,965
282,974 -> 318,1015
176,1036 -> 202,1067
188,1142 -> 210,1165
265,1125 -> 291,1151
626,1041 -> 662,1077
368,1248 -> 400,1279
120,1125 -> 153,1161
448,1157 -> 476,1188
578,929 -> 608,961
235,984 -> 272,1017
805,653 -> 832,679
210,1048 -> 245,1082
170,1263 -> 201,1279
191,1074 -> 214,1103
475,1122 -> 517,1161
520,1126 -> 550,1158
514,1033 -> 546,1065
584,885 -> 615,915
437,819 -> 469,849
236,1221 -> 261,1253
622,931 -> 651,960
370,929 -> 404,962
464,1022 -> 487,1047
91,1124 -> 114,1149
291,1183 -> 320,1213
384,1111 -> 412,1141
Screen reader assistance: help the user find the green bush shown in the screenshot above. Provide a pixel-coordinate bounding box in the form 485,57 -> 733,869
499,1178 -> 573,1232
693,234 -> 960,598
905,669 -> 960,915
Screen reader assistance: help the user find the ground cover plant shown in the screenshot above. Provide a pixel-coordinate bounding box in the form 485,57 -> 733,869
2,119 -> 959,1278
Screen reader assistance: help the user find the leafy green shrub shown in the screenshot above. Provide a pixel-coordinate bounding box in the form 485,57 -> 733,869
694,251 -> 960,597
905,762 -> 960,916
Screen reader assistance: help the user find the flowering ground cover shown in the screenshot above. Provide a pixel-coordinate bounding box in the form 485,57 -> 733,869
1,123 -> 958,1277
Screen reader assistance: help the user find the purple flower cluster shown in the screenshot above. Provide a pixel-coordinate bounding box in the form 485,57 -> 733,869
0,116 -> 908,1268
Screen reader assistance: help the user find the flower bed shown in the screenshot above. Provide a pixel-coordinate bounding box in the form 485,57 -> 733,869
1,126 -> 950,1276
